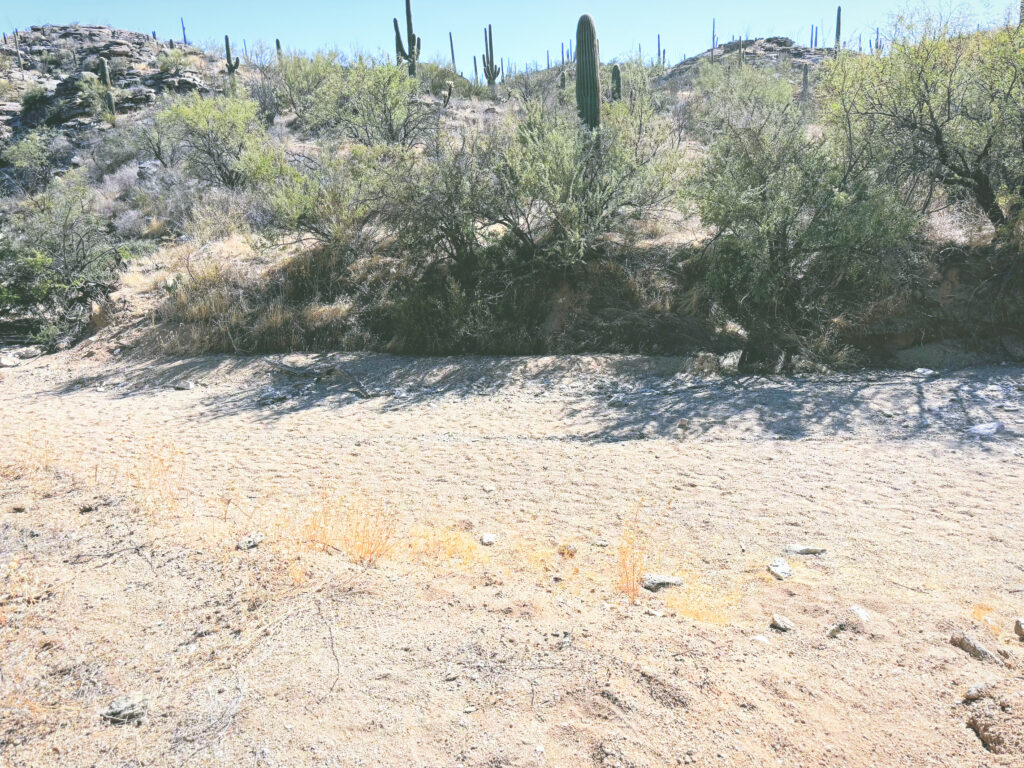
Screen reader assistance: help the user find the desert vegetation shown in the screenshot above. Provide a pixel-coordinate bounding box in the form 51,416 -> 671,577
0,6 -> 1021,367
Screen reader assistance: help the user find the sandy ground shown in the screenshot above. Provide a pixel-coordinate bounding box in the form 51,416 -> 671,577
2,344 -> 1023,767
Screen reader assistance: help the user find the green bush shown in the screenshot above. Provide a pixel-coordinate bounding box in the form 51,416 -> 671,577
683,62 -> 923,363
276,50 -> 341,123
1,128 -> 69,194
156,94 -> 265,188
304,60 -> 438,147
0,173 -> 128,342
481,92 -> 679,268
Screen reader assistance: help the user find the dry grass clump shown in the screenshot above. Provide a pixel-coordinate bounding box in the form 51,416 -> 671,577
404,525 -> 487,570
616,517 -> 647,604
303,489 -> 397,566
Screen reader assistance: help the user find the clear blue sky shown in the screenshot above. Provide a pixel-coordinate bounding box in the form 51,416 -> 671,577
8,1 -> 1007,69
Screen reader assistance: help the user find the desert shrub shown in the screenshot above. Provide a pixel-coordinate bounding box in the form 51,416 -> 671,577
822,15 -> 1024,235
276,50 -> 341,122
304,60 -> 438,147
683,62 -> 923,364
19,86 -> 51,126
157,48 -> 188,75
155,94 -> 265,188
1,128 -> 70,195
0,173 -> 129,342
480,91 -> 679,268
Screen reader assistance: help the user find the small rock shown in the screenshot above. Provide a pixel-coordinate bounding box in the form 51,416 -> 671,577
593,539 -> 609,548
770,614 -> 795,632
641,574 -> 684,592
951,631 -> 1004,665
482,485 -> 496,493
1014,618 -> 1024,640
967,421 -> 1005,438
645,608 -> 665,617
236,532 -> 265,551
172,380 -> 194,391
849,605 -> 870,623
784,544 -> 826,555
101,695 -> 147,725
752,634 -> 771,645
767,558 -> 793,580
914,368 -> 938,378
964,684 -> 990,702
0,354 -> 19,368
479,533 -> 498,546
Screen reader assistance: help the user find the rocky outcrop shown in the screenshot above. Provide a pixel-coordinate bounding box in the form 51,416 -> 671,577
0,24 -> 214,137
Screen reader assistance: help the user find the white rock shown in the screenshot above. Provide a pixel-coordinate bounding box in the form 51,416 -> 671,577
914,368 -> 938,377
767,558 -> 793,580
479,533 -> 498,546
752,634 -> 771,645
236,532 -> 265,550
850,605 -> 870,623
770,614 -> 795,632
0,354 -> 19,368
967,421 -> 1005,437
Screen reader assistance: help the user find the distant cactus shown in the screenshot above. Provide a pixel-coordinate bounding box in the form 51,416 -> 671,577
575,14 -> 600,130
98,57 -> 112,88
393,0 -> 421,76
835,6 -> 842,56
13,29 -> 23,71
449,31 -> 456,71
180,17 -> 187,46
473,55 -> 479,84
224,35 -> 240,76
611,64 -> 621,101
560,70 -> 566,89
276,38 -> 283,61
801,62 -> 809,99
711,19 -> 716,63
482,24 -> 501,93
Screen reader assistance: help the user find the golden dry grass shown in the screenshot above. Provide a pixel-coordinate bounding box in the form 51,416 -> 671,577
616,514 -> 647,604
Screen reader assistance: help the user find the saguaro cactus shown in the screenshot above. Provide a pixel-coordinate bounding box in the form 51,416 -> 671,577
801,62 -> 809,99
104,89 -> 116,121
482,24 -> 501,93
98,57 -> 112,87
450,32 -> 456,71
180,17 -> 188,46
575,14 -> 600,130
394,0 -> 421,76
276,39 -> 283,61
835,6 -> 842,56
224,35 -> 240,76
611,64 -> 621,101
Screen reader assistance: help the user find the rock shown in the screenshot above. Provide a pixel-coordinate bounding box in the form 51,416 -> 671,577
101,695 -> 147,725
770,614 -> 795,632
173,380 -> 194,391
827,606 -> 870,638
767,558 -> 792,580
752,634 -> 771,645
1014,618 -> 1024,640
236,532 -> 264,551
479,533 -> 498,546
914,368 -> 938,377
964,684 -> 990,702
0,354 -> 19,367
641,574 -> 684,592
719,350 -> 743,374
849,605 -> 870,623
967,421 -> 1005,438
950,631 -> 1003,665
784,544 -> 826,555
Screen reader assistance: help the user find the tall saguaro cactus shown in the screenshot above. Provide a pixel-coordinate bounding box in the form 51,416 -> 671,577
834,6 -> 842,56
575,14 -> 601,130
394,0 -> 421,76
98,57 -> 112,88
449,31 -> 457,71
611,64 -> 621,101
180,17 -> 188,46
482,24 -> 501,94
801,63 -> 809,100
224,35 -> 240,77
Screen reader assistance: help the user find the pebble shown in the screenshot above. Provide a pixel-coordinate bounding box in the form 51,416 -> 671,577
770,614 -> 795,632
767,558 -> 793,580
967,421 -> 1005,437
236,532 -> 265,551
950,631 -> 1004,665
101,695 -> 148,725
641,574 -> 684,592
784,544 -> 826,555
479,533 -> 498,546
173,380 -> 194,391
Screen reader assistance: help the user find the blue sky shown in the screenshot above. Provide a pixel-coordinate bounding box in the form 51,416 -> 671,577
7,1 -> 1008,69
